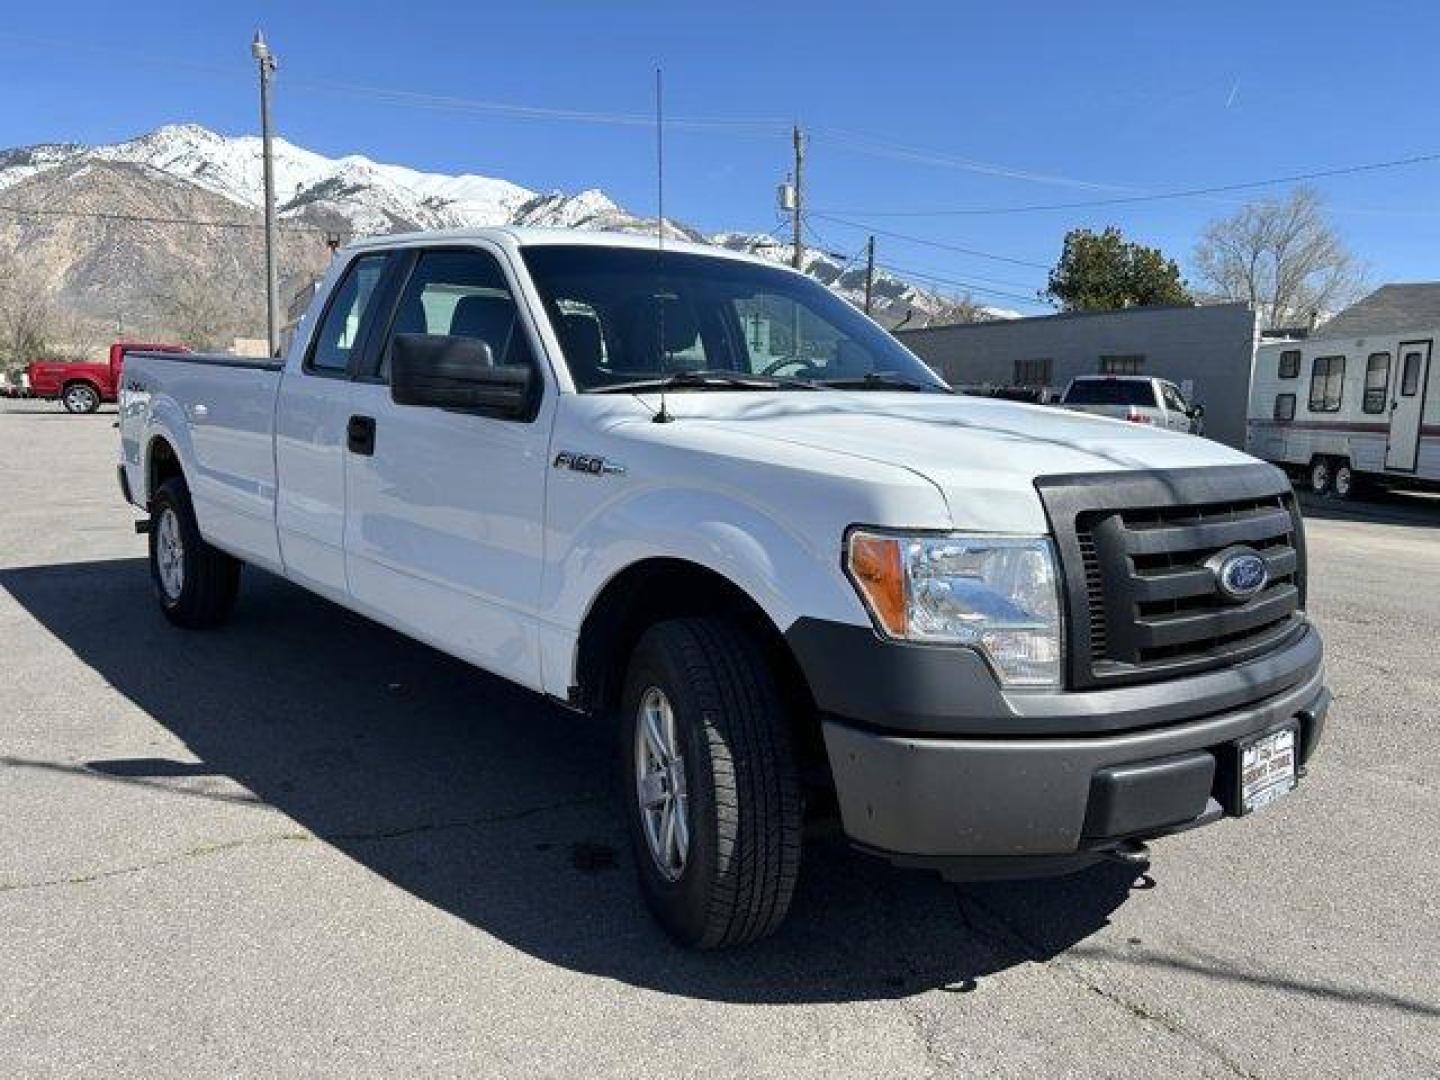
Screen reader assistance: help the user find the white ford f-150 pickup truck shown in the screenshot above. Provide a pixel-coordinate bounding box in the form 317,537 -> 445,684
118,228 -> 1329,948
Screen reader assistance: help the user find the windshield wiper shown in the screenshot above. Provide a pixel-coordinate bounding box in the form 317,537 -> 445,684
816,372 -> 952,393
591,369 -> 819,394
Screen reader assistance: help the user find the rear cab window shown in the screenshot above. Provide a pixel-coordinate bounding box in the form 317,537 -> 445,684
1063,379 -> 1158,407
306,254 -> 390,375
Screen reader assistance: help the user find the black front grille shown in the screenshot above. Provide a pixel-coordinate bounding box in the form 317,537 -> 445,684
1037,465 -> 1307,690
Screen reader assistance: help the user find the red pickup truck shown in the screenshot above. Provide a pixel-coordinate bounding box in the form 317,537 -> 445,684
28,341 -> 188,413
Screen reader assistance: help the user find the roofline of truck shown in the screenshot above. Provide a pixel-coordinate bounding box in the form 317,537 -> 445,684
338,226 -> 790,272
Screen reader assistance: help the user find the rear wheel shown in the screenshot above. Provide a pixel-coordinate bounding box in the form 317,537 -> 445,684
1308,457 -> 1333,495
620,617 -> 802,949
149,478 -> 240,628
62,383 -> 100,414
1333,460 -> 1357,500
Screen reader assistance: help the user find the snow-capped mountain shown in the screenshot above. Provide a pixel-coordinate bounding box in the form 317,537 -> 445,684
0,124 -> 991,341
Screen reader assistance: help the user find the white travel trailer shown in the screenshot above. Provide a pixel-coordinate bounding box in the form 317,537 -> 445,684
1247,329 -> 1437,497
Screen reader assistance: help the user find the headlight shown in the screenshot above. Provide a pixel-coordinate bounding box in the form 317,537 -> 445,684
845,530 -> 1063,687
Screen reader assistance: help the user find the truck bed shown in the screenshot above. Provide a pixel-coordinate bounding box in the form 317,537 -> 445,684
119,350 -> 284,572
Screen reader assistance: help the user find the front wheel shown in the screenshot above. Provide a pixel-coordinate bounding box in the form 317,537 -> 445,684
149,478 -> 241,628
62,383 -> 100,413
620,617 -> 802,949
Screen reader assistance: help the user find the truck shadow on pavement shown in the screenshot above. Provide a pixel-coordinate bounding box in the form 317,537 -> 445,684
1,557 -> 1145,1004
1297,488 -> 1440,528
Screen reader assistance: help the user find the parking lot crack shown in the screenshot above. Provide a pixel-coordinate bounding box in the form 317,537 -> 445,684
955,890 -> 1261,1080
0,832 -> 313,894
0,794 -> 604,894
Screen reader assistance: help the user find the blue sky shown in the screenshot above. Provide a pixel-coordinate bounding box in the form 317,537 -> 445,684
3,1 -> 1437,313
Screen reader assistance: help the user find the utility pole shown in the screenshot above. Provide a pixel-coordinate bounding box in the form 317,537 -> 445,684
863,235 -> 876,316
252,31 -> 280,358
790,125 -> 804,270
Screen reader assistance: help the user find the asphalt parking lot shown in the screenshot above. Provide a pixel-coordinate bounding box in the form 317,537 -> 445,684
1,399 -> 1437,1078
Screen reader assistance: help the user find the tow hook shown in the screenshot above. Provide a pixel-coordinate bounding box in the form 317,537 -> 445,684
1106,840 -> 1151,866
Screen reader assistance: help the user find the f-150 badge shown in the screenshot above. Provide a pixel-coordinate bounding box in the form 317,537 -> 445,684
553,451 -> 626,476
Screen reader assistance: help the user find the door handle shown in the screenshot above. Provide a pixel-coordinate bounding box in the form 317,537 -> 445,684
347,414 -> 376,456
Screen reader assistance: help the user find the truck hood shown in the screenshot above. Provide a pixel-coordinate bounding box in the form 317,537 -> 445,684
640,391 -> 1257,532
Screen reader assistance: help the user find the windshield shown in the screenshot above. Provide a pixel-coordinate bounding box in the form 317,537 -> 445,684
520,245 -> 948,392
1063,379 -> 1157,407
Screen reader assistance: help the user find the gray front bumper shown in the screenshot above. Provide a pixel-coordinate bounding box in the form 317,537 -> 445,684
821,653 -> 1328,867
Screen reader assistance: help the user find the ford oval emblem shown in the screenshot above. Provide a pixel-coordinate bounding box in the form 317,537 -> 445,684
1207,547 -> 1269,603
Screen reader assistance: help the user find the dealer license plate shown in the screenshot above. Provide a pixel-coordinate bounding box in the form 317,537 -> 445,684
1240,726 -> 1298,813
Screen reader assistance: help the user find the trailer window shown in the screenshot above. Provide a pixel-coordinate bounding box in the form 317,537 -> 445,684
1278,350 -> 1300,379
1363,352 -> 1391,414
1401,351 -> 1424,396
1273,393 -> 1296,421
1308,355 -> 1345,413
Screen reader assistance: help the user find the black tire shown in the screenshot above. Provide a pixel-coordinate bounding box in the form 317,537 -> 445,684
149,477 -> 241,628
62,382 -> 100,414
620,617 -> 802,949
1332,460 -> 1358,501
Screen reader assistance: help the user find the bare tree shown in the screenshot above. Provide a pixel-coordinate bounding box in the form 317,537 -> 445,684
150,271 -> 235,351
0,249 -> 68,374
1193,187 -> 1365,329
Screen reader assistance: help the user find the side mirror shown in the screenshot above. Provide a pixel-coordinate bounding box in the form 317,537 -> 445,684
390,333 -> 533,418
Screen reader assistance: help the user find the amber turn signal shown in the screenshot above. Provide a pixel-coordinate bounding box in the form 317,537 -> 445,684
846,532 -> 907,637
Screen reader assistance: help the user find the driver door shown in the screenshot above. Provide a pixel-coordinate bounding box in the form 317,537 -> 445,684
343,245 -> 554,691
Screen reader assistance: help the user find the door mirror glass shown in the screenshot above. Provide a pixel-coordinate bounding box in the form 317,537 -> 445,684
390,333 -> 532,417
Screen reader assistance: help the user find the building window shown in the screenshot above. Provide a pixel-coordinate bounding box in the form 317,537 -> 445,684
1308,355 -> 1345,413
1273,393 -> 1296,421
1013,358 -> 1053,386
1362,352 -> 1391,414
1099,354 -> 1145,375
1278,349 -> 1301,379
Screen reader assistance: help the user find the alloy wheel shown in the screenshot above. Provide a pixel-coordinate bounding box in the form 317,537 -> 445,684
634,686 -> 690,882
155,507 -> 186,600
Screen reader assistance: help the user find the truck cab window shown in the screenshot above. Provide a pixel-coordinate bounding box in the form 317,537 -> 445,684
379,249 -> 536,379
521,245 -> 945,392
308,255 -> 388,374
1161,382 -> 1189,412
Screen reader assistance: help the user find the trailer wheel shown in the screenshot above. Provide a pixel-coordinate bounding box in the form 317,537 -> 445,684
619,617 -> 802,949
149,478 -> 241,628
62,382 -> 100,414
1332,460 -> 1358,501
1308,457 -> 1333,495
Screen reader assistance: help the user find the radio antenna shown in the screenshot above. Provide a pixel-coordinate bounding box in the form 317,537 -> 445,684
652,66 -> 673,423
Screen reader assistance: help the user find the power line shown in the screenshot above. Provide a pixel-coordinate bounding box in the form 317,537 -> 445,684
875,259 -> 1045,293
0,203 -> 328,234
812,212 -> 1051,269
0,32 -> 789,136
876,262 -> 1048,307
812,148 -> 1440,218
816,127 -> 1130,193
